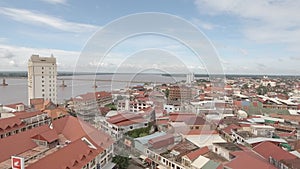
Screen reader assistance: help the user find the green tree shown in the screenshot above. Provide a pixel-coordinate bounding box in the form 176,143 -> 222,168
164,88 -> 169,98
105,103 -> 117,110
242,83 -> 249,89
256,85 -> 267,95
112,155 -> 130,169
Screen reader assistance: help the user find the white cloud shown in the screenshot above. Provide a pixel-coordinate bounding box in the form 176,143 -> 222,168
190,18 -> 216,30
0,44 -> 79,71
0,7 -> 99,33
194,0 -> 300,47
40,0 -> 67,5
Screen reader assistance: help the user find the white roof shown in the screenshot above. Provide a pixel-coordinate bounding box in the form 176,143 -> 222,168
157,165 -> 167,169
269,98 -> 282,105
257,115 -> 285,123
191,155 -> 210,169
2,106 -> 17,113
0,112 -> 15,119
277,99 -> 298,106
247,118 -> 265,123
233,93 -> 249,99
185,134 -> 226,148
288,110 -> 300,115
290,151 -> 300,158
169,122 -> 186,127
105,111 -> 119,117
250,125 -> 275,129
245,137 -> 287,145
257,95 -> 283,105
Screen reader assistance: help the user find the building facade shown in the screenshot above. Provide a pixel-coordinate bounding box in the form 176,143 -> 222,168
28,55 -> 57,105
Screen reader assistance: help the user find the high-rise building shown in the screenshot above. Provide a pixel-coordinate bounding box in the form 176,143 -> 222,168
186,72 -> 195,84
28,54 -> 57,105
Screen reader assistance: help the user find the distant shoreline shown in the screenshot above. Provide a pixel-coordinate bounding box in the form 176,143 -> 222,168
0,71 -> 299,79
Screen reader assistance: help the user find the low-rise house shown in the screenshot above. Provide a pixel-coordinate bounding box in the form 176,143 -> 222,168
99,110 -> 155,140
224,151 -> 277,169
72,91 -> 112,122
183,131 -> 226,149
181,146 -> 209,167
148,134 -> 174,150
117,97 -> 153,112
134,132 -> 166,153
252,141 -> 297,169
169,113 -> 206,130
212,143 -> 242,161
250,124 -> 275,137
191,155 -> 210,169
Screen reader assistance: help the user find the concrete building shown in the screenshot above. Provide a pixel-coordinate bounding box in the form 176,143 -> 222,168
72,91 -> 112,122
28,55 -> 57,105
186,73 -> 195,84
169,85 -> 192,102
98,110 -> 155,140
0,115 -> 114,169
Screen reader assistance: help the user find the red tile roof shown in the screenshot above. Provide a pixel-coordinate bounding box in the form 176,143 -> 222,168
107,113 -> 144,125
73,91 -> 111,102
156,119 -> 169,125
186,130 -> 218,135
27,138 -> 103,169
223,124 -> 241,134
225,151 -> 277,169
5,103 -> 26,110
281,158 -> 300,169
31,129 -> 58,143
13,110 -> 45,119
148,134 -> 174,149
169,113 -> 206,125
0,111 -> 45,132
253,141 -> 297,161
0,125 -> 50,162
0,116 -> 23,131
185,146 -> 209,161
53,116 -> 113,149
0,115 -> 113,168
115,118 -> 147,126
43,107 -> 68,119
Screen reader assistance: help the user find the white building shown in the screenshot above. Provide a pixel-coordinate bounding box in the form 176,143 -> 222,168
186,72 -> 195,84
28,55 -> 57,105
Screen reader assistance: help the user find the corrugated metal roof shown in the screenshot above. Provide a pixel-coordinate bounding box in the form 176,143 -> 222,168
134,132 -> 166,145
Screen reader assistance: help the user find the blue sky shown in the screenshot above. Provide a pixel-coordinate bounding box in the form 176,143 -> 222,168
0,0 -> 299,75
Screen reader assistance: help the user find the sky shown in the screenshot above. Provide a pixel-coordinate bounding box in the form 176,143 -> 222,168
0,0 -> 299,75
